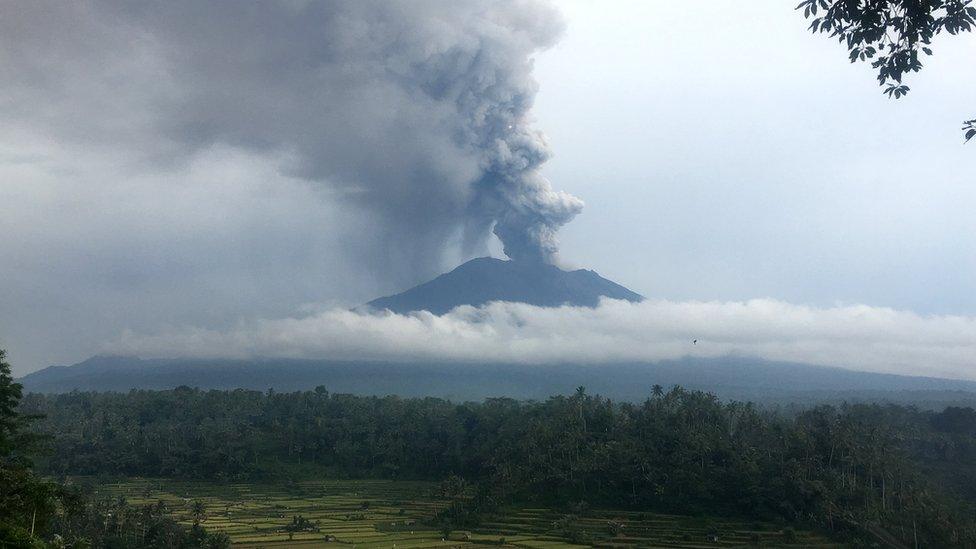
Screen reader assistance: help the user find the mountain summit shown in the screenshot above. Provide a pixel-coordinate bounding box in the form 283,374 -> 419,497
366,257 -> 643,315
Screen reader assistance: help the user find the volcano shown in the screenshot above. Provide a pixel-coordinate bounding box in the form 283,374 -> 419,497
366,257 -> 643,315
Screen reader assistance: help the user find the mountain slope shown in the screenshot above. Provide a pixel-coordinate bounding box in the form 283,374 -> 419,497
367,257 -> 643,314
19,355 -> 976,408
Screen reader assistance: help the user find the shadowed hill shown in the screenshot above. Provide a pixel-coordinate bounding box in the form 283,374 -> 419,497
18,354 -> 976,408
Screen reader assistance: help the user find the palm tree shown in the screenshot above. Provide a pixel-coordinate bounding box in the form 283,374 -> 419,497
191,500 -> 206,522
574,386 -> 587,432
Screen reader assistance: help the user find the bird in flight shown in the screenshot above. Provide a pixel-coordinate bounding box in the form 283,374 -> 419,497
692,339 -> 698,345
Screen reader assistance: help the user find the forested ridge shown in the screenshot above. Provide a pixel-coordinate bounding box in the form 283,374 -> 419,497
21,385 -> 976,546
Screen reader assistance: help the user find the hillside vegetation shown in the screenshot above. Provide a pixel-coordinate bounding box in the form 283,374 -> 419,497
83,477 -> 839,547
20,385 -> 976,546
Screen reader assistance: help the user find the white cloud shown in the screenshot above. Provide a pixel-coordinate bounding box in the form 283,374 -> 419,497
109,298 -> 976,380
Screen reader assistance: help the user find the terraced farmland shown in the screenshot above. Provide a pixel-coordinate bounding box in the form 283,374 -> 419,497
87,478 -> 843,547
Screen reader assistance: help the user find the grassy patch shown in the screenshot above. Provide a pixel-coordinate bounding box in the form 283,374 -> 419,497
75,477 -> 840,547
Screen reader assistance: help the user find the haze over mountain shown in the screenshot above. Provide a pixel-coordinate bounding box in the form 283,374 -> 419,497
21,258 -> 976,398
18,354 -> 976,409
366,257 -> 642,315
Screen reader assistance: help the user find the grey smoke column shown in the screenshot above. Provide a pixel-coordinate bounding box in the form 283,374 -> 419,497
397,0 -> 585,264
469,116 -> 585,264
424,27 -> 586,263
1,0 -> 582,271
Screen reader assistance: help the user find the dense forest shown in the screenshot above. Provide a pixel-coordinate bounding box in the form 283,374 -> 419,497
1,351 -> 229,548
17,384 -> 976,547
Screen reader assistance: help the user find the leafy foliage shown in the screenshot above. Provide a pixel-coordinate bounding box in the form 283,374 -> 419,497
0,349 -> 41,465
20,386 -> 976,546
0,350 -> 54,547
797,0 -> 975,139
284,514 -> 317,534
964,118 -> 976,142
1,350 -> 227,548
45,491 -> 230,549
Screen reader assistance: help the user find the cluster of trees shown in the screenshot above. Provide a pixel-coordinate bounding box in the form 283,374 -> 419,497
797,0 -> 975,139
23,491 -> 230,549
1,350 -> 228,548
19,383 -> 976,546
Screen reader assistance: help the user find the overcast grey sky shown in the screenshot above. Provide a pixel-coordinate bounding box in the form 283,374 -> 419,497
536,1 -> 976,311
2,1 -> 974,376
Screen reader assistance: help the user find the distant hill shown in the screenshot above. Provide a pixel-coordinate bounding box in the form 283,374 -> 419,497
366,257 -> 643,314
19,354 -> 976,409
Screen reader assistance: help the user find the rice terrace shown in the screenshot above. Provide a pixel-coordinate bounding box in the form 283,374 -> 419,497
84,478 -> 836,548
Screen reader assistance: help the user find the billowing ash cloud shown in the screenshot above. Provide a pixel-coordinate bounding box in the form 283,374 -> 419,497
1,0 -> 581,272
110,298 -> 976,380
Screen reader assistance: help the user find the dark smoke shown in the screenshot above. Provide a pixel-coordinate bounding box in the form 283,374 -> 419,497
1,0 -> 582,275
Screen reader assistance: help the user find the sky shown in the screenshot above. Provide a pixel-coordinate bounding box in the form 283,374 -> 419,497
2,1 -> 975,377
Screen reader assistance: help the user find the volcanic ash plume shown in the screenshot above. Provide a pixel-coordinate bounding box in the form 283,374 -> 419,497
398,1 -> 585,263
441,43 -> 586,263
473,129 -> 585,264
0,0 -> 582,273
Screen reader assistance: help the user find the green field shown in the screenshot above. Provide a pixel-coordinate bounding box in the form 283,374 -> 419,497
85,478 -> 842,548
